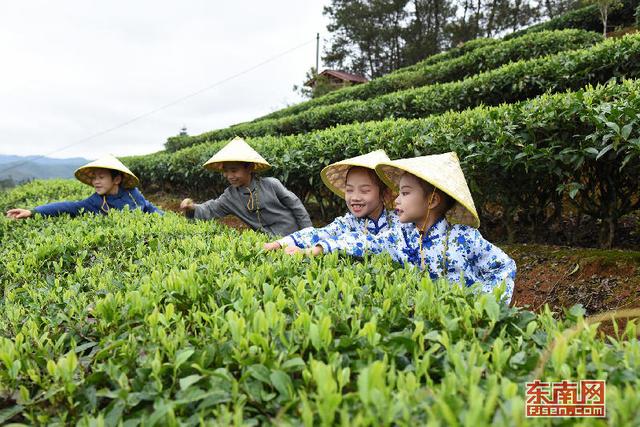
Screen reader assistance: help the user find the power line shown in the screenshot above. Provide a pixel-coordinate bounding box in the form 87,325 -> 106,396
0,37 -> 316,176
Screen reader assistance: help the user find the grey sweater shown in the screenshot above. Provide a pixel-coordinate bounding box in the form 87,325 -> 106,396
191,177 -> 312,237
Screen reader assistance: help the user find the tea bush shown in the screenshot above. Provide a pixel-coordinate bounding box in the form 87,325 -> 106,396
1,190 -> 638,425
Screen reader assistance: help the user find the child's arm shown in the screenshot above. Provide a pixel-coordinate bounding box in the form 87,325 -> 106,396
274,215 -> 352,249
6,197 -> 96,219
35,200 -> 92,217
468,229 -> 517,303
144,200 -> 163,214
314,229 -> 393,258
130,188 -> 163,214
186,193 -> 231,220
270,178 -> 313,229
313,227 -> 412,268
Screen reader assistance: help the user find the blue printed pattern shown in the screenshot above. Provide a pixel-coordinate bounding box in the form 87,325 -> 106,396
278,210 -> 399,249
317,217 -> 516,303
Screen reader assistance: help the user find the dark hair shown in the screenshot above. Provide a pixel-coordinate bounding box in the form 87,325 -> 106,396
416,178 -> 456,213
223,162 -> 253,169
109,170 -> 123,180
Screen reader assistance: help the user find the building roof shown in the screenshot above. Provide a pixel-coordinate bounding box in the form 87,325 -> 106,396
305,69 -> 368,86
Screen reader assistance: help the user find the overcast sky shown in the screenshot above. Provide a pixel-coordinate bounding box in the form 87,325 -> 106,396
0,0 -> 330,159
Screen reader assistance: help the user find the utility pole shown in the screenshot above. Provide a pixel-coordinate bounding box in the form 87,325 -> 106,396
315,33 -> 320,74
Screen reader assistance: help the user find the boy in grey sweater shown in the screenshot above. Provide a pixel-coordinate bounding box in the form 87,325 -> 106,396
180,137 -> 311,237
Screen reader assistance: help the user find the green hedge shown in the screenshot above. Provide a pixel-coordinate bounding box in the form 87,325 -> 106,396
386,37 -> 498,74
166,34 -> 640,152
505,0 -> 639,39
247,30 -> 601,124
3,201 -> 639,424
0,179 -> 92,213
250,39 -> 499,124
130,79 -> 640,247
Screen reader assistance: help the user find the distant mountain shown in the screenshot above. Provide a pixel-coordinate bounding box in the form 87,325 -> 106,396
0,154 -> 89,182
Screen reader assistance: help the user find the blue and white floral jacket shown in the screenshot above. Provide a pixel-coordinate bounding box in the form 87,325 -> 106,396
316,217 -> 516,303
278,209 -> 399,249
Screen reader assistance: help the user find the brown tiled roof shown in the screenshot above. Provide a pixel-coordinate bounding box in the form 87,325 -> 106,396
305,69 -> 368,86
320,69 -> 368,83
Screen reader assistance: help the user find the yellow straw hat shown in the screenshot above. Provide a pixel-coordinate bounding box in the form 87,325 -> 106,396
74,154 -> 139,189
320,149 -> 396,200
375,152 -> 480,228
203,136 -> 271,172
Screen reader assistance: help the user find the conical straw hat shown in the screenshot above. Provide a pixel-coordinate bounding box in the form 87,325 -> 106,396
75,154 -> 139,189
320,149 -> 396,201
375,152 -> 480,228
203,136 -> 271,171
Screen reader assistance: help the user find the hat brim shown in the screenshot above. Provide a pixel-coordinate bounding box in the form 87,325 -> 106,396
320,150 -> 395,199
376,162 -> 480,228
202,137 -> 272,172
75,166 -> 139,189
321,163 -> 397,209
203,161 -> 271,172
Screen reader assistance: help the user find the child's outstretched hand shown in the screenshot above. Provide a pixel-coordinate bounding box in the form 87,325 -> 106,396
284,246 -> 302,255
285,245 -> 323,256
180,198 -> 195,215
6,208 -> 32,220
263,241 -> 282,251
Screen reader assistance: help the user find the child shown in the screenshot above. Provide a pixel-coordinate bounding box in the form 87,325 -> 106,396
311,152 -> 516,303
5,155 -> 162,219
263,149 -> 398,253
180,136 -> 312,237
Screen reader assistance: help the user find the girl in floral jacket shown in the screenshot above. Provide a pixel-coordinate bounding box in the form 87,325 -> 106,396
311,152 -> 516,303
263,150 -> 399,253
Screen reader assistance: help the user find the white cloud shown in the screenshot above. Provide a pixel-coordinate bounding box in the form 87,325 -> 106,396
0,0 -> 329,159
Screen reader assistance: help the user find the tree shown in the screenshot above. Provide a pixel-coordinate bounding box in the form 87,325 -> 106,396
542,0 -> 581,18
322,0 -> 410,78
404,0 -> 456,61
447,0 -> 540,43
321,0 -> 544,77
292,69 -> 314,99
585,0 -> 623,36
316,0 -> 580,81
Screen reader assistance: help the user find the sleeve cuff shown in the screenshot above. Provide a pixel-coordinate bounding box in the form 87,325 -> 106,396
191,204 -> 204,219
317,240 -> 333,254
32,207 -> 43,216
278,236 -> 296,247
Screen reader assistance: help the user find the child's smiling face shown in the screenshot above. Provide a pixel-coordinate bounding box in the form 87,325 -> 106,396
90,168 -> 121,196
222,162 -> 253,187
344,167 -> 385,219
395,173 -> 430,224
